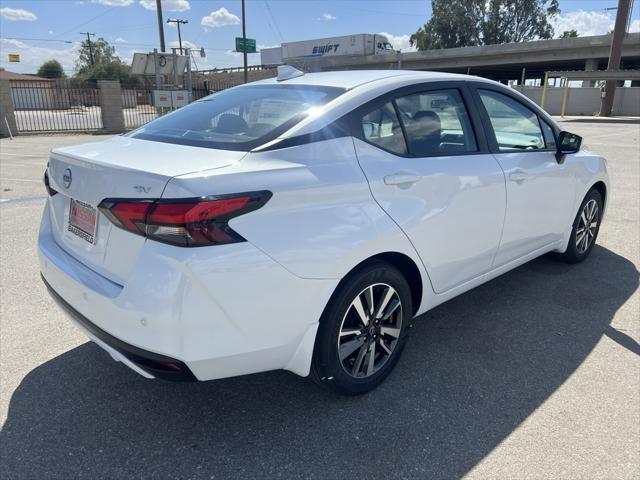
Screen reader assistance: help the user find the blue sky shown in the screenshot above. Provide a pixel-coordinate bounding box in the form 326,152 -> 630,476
1,0 -> 639,74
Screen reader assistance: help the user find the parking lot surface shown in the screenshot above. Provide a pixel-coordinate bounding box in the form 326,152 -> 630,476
1,120 -> 639,479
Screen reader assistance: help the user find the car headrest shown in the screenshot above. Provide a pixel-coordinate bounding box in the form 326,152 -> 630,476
216,113 -> 248,134
412,110 -> 441,134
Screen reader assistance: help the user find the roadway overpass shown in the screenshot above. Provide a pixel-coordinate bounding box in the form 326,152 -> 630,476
289,33 -> 640,83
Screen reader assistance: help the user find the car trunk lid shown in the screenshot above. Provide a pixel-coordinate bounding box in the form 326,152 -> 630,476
46,136 -> 247,284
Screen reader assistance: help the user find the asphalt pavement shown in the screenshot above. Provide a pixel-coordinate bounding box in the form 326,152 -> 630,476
0,120 -> 638,479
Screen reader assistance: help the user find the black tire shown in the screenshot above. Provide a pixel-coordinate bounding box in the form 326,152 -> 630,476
310,260 -> 413,395
557,188 -> 603,264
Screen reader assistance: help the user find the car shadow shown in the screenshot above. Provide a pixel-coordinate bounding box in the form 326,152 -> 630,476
1,246 -> 638,479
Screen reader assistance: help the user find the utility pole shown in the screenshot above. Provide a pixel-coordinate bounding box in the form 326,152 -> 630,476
241,0 -> 248,83
80,32 -> 96,66
167,18 -> 188,55
156,0 -> 166,52
599,0 -> 631,116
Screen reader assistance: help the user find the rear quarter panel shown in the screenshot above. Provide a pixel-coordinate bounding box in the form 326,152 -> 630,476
163,137 -> 429,285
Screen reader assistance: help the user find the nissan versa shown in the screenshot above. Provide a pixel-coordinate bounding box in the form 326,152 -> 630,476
39,68 -> 609,394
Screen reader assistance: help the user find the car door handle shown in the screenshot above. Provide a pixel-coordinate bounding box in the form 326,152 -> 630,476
509,171 -> 528,183
384,173 -> 422,186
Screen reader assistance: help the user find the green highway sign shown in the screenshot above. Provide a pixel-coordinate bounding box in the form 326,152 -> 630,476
235,37 -> 256,53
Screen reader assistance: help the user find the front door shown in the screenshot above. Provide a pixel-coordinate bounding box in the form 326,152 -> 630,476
353,84 -> 506,294
473,87 -> 576,267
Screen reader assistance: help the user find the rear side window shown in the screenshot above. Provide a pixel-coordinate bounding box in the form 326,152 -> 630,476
479,90 -> 545,151
395,89 -> 477,156
360,101 -> 407,155
128,85 -> 345,151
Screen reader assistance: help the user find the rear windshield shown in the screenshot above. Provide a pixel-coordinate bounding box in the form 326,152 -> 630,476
127,84 -> 346,151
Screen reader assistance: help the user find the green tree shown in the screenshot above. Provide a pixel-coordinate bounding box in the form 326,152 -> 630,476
75,37 -> 116,74
74,37 -> 137,83
37,60 -> 65,78
411,0 -> 560,50
560,29 -> 579,38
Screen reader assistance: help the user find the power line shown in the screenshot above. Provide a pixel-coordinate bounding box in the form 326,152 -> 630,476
263,1 -> 285,42
30,5 -> 114,49
189,50 -> 200,71
1,37 -> 241,52
1,37 -> 75,44
334,4 -> 421,17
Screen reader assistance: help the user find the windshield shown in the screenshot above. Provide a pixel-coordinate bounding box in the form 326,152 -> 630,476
127,84 -> 346,151
377,41 -> 394,51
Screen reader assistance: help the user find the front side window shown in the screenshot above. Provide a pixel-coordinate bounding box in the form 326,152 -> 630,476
128,85 -> 345,151
541,120 -> 557,149
395,89 -> 477,156
479,90 -> 545,151
360,101 -> 407,155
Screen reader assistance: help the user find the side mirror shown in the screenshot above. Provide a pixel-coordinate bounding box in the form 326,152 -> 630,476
556,131 -> 582,163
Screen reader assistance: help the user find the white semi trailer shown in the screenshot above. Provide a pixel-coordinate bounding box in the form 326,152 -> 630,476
260,33 -> 395,66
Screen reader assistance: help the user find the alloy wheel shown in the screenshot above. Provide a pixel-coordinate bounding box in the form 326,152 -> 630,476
576,199 -> 599,254
337,283 -> 403,378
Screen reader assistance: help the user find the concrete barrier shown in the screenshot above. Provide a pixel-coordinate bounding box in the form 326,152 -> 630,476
0,79 -> 18,137
98,80 -> 125,133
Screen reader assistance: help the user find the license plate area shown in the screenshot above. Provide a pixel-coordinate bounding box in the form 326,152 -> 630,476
68,198 -> 98,244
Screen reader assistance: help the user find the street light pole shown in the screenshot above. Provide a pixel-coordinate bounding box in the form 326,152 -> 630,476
156,0 -> 166,52
167,18 -> 189,55
599,0 -> 631,116
241,0 -> 248,83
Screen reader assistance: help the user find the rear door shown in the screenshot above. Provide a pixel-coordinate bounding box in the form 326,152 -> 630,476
353,82 -> 506,294
470,85 -> 576,266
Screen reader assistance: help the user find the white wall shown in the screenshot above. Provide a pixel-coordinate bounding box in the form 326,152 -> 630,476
517,86 -> 640,116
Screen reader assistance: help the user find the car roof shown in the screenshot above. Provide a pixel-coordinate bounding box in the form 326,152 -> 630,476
252,69 -> 478,90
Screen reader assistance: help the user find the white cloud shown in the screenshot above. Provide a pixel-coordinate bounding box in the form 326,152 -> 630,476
91,0 -> 134,6
318,13 -> 336,21
169,40 -> 197,50
201,7 -> 240,28
0,7 -> 37,21
630,19 -> 640,33
117,48 -> 137,66
378,32 -> 416,52
48,30 -> 55,35
0,38 -> 79,74
114,37 -> 128,43
139,0 -> 190,12
225,49 -> 260,58
191,48 -> 262,70
550,10 -> 614,37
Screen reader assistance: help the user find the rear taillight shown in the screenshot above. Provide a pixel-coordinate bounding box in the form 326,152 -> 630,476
43,169 -> 58,196
98,191 -> 271,247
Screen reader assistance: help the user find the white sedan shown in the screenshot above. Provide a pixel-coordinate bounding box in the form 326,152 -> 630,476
39,68 -> 609,394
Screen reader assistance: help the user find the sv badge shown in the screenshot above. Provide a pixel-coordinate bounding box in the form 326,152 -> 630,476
133,186 -> 151,194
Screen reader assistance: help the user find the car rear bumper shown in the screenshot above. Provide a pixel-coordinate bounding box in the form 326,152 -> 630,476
38,200 -> 337,381
42,274 -> 197,381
